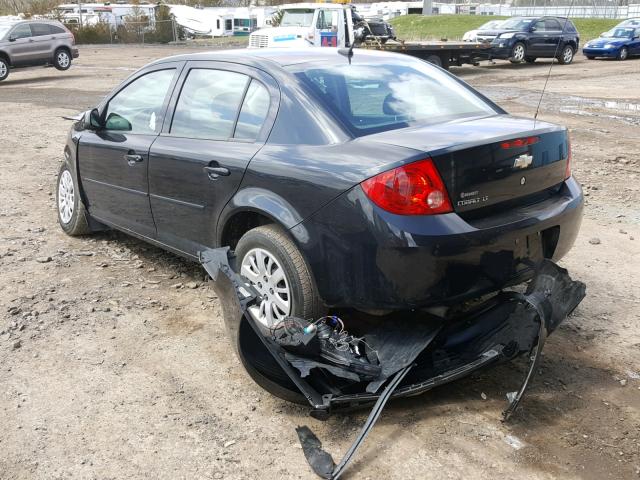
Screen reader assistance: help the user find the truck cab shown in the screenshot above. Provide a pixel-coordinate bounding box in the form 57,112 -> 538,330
249,2 -> 355,49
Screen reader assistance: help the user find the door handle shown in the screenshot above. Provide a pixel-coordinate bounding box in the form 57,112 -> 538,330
124,153 -> 144,166
203,166 -> 230,180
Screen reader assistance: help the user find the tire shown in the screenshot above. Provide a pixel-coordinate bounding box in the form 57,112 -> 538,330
618,47 -> 628,61
235,224 -> 325,326
510,42 -> 526,63
425,54 -> 443,67
233,224 -> 326,403
56,162 -> 93,236
53,48 -> 72,71
557,45 -> 575,65
525,56 -> 537,63
0,57 -> 9,82
586,55 -> 595,60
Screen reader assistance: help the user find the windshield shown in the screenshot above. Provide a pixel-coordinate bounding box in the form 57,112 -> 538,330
500,18 -> 534,30
291,60 -> 498,136
603,27 -> 635,38
480,20 -> 503,30
0,24 -> 12,38
280,9 -> 315,27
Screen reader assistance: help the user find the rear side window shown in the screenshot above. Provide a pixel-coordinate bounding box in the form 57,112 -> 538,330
50,25 -> 66,34
10,24 -> 31,39
171,69 -> 249,140
234,81 -> 270,141
105,69 -> 175,134
30,23 -> 52,36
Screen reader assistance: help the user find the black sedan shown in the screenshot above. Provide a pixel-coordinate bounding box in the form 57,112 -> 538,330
57,49 -> 583,326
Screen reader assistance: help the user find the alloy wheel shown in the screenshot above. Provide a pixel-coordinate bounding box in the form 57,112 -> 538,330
57,51 -> 70,68
562,46 -> 574,64
58,170 -> 75,224
619,47 -> 628,61
240,247 -> 291,327
512,44 -> 525,62
0,61 -> 7,79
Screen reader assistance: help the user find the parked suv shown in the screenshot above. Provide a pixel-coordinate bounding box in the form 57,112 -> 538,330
0,20 -> 78,82
479,16 -> 579,64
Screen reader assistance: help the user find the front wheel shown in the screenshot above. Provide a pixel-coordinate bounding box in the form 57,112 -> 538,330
525,56 -> 537,63
510,42 -> 526,63
56,163 -> 93,236
618,47 -> 628,61
557,45 -> 575,65
53,48 -> 71,71
0,57 -> 9,82
586,55 -> 596,60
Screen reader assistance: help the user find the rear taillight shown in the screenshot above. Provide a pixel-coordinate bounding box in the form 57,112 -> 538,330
361,159 -> 453,215
565,135 -> 572,179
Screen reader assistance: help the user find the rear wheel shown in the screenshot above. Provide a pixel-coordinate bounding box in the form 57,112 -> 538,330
53,48 -> 71,71
0,57 -> 9,82
425,54 -> 442,67
557,45 -> 575,65
234,224 -> 325,403
618,47 -> 628,61
510,42 -> 526,63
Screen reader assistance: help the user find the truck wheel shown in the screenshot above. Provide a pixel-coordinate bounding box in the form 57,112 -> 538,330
617,47 -> 628,61
510,42 -> 526,63
53,48 -> 72,71
56,162 -> 94,236
425,54 -> 443,67
0,57 -> 9,82
557,45 -> 575,65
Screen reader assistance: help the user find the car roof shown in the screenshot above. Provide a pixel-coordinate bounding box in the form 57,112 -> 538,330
151,48 -> 414,70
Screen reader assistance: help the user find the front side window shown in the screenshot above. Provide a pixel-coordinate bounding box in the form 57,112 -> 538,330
235,80 -> 270,141
105,69 -> 175,133
30,23 -> 52,36
317,10 -> 337,30
10,24 -> 32,39
171,69 -> 249,140
292,60 -> 497,136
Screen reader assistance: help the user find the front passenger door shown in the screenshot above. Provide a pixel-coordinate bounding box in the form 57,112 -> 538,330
79,65 -> 181,237
6,24 -> 36,66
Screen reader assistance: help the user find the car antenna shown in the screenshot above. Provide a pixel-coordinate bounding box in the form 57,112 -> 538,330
534,0 -> 576,128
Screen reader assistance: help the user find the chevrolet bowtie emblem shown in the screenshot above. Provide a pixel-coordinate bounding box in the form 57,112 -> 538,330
513,154 -> 533,169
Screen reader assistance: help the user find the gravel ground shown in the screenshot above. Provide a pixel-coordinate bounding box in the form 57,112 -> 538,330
0,46 -> 638,480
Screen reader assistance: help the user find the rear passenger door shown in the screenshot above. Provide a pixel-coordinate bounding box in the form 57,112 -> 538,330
148,61 -> 279,256
29,23 -> 54,64
542,18 -> 564,55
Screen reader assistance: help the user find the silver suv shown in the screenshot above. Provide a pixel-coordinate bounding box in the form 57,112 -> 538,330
0,20 -> 79,82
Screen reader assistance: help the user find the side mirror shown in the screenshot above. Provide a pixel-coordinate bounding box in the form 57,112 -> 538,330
8,35 -> 16,42
530,26 -> 537,32
88,108 -> 103,129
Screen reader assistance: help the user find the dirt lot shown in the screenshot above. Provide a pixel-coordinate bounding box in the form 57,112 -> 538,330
0,46 -> 638,480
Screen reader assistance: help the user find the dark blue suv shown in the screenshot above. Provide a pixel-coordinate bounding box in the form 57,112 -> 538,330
478,16 -> 580,65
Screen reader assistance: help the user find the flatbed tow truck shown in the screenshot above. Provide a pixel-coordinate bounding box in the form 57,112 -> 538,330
248,1 -> 490,70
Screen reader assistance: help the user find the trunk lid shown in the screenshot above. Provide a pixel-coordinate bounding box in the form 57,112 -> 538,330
367,115 -> 570,214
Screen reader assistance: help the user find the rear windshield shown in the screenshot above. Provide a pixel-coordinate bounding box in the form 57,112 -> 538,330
290,60 -> 497,137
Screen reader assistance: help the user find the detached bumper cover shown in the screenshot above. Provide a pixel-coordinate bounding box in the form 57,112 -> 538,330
202,248 -> 585,479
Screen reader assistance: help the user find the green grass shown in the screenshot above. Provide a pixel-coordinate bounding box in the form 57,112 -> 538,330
390,15 -> 622,42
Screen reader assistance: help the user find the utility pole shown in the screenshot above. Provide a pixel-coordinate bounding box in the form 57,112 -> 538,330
422,0 -> 432,16
77,0 -> 83,29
